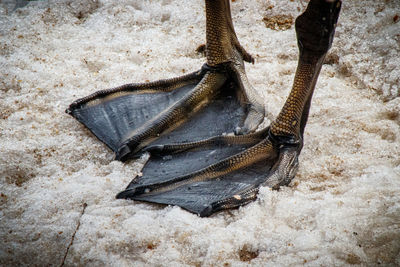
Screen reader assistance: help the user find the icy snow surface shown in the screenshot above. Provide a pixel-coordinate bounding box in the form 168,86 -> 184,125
1,0 -> 400,266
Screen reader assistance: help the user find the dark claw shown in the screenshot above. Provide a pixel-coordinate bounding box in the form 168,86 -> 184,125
115,145 -> 132,161
116,144 -> 145,161
198,205 -> 214,217
116,188 -> 135,199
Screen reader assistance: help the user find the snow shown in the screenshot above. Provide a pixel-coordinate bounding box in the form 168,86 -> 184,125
1,0 -> 399,266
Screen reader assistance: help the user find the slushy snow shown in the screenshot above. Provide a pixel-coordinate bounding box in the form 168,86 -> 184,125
1,0 -> 399,266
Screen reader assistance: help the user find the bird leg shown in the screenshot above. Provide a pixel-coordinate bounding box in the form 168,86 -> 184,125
144,0 -> 342,186
205,0 -> 254,66
68,0 -> 341,216
265,0 -> 342,188
117,0 -> 341,216
205,0 -> 265,134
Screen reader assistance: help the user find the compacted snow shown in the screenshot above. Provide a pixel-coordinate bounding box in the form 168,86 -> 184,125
1,0 -> 399,266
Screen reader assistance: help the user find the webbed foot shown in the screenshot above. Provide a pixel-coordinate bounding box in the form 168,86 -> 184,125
67,0 -> 341,217
116,0 -> 341,216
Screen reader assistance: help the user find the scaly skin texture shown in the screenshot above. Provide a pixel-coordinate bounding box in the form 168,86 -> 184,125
270,0 -> 341,142
116,71 -> 227,160
205,0 -> 254,66
127,138 -> 277,196
205,0 -> 265,134
213,0 -> 342,212
66,70 -> 203,112
144,128 -> 269,155
270,61 -> 321,139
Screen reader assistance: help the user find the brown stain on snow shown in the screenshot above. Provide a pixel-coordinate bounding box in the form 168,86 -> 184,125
263,14 -> 294,31
238,244 -> 259,262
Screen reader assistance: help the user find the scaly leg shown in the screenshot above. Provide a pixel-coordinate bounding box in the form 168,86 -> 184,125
205,0 -> 265,134
205,0 -> 342,213
265,0 -> 342,188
